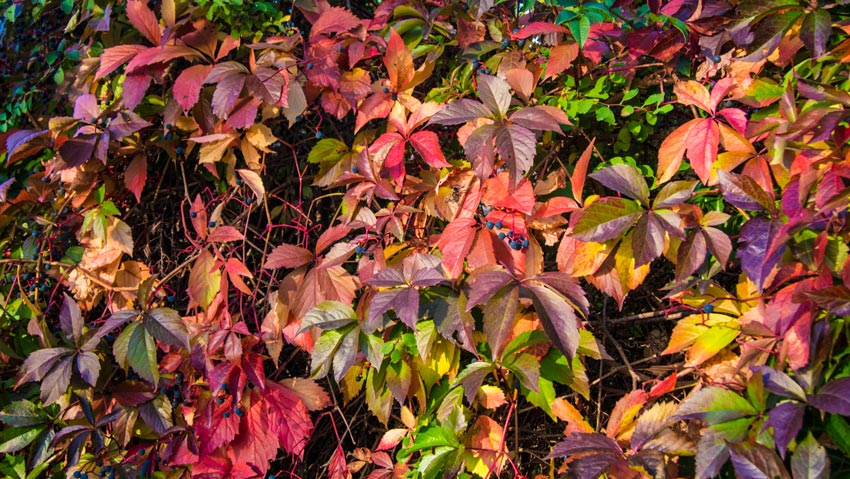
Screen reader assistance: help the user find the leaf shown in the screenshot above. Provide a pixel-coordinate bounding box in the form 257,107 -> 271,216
525,282 -> 581,359
483,285 -> 519,359
717,170 -> 774,212
674,80 -> 713,113
236,168 -> 264,201
571,198 -> 643,243
804,286 -> 850,316
546,433 -> 622,478
187,249 -> 221,310
589,164 -> 649,204
765,401 -> 805,459
657,118 -> 700,184
138,395 -> 173,435
0,400 -> 45,427
696,433 -> 730,479
124,155 -> 147,203
792,433 -> 829,479
409,130 -> 450,168
495,124 -> 537,185
0,426 -> 45,454
311,6 -> 360,38
126,0 -> 162,44
144,307 -> 190,349
631,401 -> 678,451
173,64 -> 212,111
437,217 -> 476,280
477,74 -> 512,118
729,442 -> 790,479
385,29 -> 414,90
569,16 -> 591,48
675,229 -> 707,282
76,351 -> 100,387
265,243 -> 313,269
116,321 -> 159,384
264,381 -> 314,458
429,99 -> 492,125
571,139 -> 594,205
545,43 -> 580,79
464,416 -> 507,477
686,118 -> 720,184
739,217 -> 784,292
279,378 -> 331,411
631,213 -> 665,267
750,366 -> 806,402
96,45 -> 147,79
808,377 -> 850,416
674,387 -> 757,424
59,293 -> 83,344
800,10 -> 831,58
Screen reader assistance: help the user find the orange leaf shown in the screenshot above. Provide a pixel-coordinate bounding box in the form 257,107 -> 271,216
657,118 -> 700,184
385,29 -> 413,91
673,80 -> 713,113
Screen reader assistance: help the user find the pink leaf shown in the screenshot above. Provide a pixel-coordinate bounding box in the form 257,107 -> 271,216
265,244 -> 313,269
96,45 -> 147,79
173,64 -> 212,111
207,226 -> 244,243
121,73 -> 152,110
124,155 -> 147,203
126,0 -> 162,45
438,217 -> 477,279
511,22 -> 569,40
311,6 -> 361,38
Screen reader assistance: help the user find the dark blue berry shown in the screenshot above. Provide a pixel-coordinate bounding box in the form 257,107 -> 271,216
509,241 -> 522,250
315,131 -> 323,139
139,449 -> 145,456
392,93 -> 398,101
164,133 -> 172,140
355,246 -> 363,254
245,197 -> 253,204
521,238 -> 529,248
73,472 -> 81,479
495,221 -> 503,229
208,221 -> 216,227
296,115 -> 303,122
383,87 -> 389,93
216,397 -> 224,405
703,304 -> 714,313
236,178 -> 243,185
81,473 -> 88,479
306,62 -> 313,69
337,45 -> 344,52
352,165 -> 359,173
507,231 -> 514,238
175,146 -> 185,154
166,124 -> 173,130
712,55 -> 721,63
235,407 -> 244,416
190,211 -> 197,218
166,295 -> 175,302
498,232 -> 506,240
223,411 -> 231,418
485,221 -> 494,229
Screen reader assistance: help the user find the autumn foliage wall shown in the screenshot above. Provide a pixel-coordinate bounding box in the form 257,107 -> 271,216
1,0 -> 850,478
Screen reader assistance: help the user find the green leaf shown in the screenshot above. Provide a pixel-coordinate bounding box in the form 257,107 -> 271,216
0,426 -> 45,453
144,308 -> 190,349
571,198 -> 643,243
791,433 -> 829,479
308,138 -> 348,164
826,415 -> 850,456
115,321 -> 159,384
408,425 -> 459,453
674,387 -> 757,424
569,16 -> 591,47
0,400 -> 46,427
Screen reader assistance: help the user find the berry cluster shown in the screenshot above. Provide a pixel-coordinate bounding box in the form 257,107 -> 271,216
484,220 -> 529,250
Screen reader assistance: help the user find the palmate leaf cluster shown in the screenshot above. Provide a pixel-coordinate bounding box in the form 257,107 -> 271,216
1,0 -> 850,478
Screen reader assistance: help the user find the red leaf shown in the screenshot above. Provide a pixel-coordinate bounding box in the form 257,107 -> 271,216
121,73 -> 152,110
409,130 -> 450,168
316,225 -> 351,255
264,381 -> 314,458
385,29 -> 414,91
481,172 -> 535,214
495,124 -> 537,185
265,244 -> 313,269
174,64 -> 212,111
190,194 -> 208,240
511,22 -> 569,40
231,392 -> 279,474
96,45 -> 147,79
194,394 -> 240,454
686,118 -> 720,184
124,156 -> 147,203
225,97 -> 261,130
328,445 -> 353,479
311,6 -> 361,38
126,0 -> 162,44
278,378 -> 331,411
438,216 -> 477,279
545,43 -> 580,79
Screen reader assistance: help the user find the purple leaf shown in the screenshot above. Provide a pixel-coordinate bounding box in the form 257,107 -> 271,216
751,366 -> 806,401
366,265 -> 406,288
804,286 -> 850,316
300,301 -> 356,333
703,227 -> 732,268
434,294 -> 477,355
429,99 -> 492,125
570,198 -> 643,243
6,129 -> 49,162
467,266 -> 516,310
547,432 -> 622,459
59,293 -> 83,344
791,433 -> 829,479
144,308 -> 191,349
729,442 -> 790,479
525,282 -> 581,359
58,134 -> 97,168
211,75 -> 246,119
83,309 -> 139,351
808,377 -> 850,416
800,10 -> 831,58
509,106 -> 565,133
718,170 -> 775,213
484,285 -> 519,359
138,395 -> 173,435
476,74 -> 512,118
17,348 -> 74,385
675,229 -> 707,282
107,111 -> 152,138
531,272 -> 590,316
653,180 -> 698,209
75,351 -> 101,387
463,124 -> 498,178
589,164 -> 649,204
73,94 -> 100,121
505,353 -> 539,392
404,253 -> 445,287
765,401 -> 805,459
495,124 -> 537,185
696,433 -> 730,479
739,217 -> 784,292
453,361 -> 493,404
632,213 -> 665,267
41,355 -> 73,405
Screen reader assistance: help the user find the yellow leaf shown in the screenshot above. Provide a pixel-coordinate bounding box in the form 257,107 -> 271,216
245,123 -> 276,151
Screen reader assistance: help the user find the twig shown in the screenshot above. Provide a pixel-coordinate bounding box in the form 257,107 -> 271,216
599,298 -> 642,390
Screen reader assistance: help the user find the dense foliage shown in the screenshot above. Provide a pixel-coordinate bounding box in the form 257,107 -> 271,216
2,0 -> 850,478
